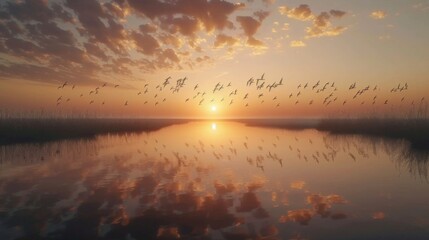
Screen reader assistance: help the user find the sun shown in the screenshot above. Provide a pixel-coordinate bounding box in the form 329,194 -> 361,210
211,105 -> 217,112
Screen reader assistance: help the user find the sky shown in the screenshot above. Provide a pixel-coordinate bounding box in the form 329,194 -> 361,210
0,0 -> 428,118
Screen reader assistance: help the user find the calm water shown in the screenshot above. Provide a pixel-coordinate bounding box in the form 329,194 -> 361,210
0,121 -> 428,240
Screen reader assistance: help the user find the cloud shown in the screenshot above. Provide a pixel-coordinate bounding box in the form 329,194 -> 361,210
306,25 -> 347,38
254,10 -> 270,22
279,209 -> 313,225
236,16 -> 266,47
127,0 -> 245,32
279,4 -> 347,39
290,40 -> 306,48
0,0 -> 270,86
330,10 -> 347,18
65,0 -> 128,55
214,34 -> 239,48
7,0 -> 55,22
306,11 -> 348,38
371,10 -> 387,20
279,4 -> 313,21
131,32 -> 160,55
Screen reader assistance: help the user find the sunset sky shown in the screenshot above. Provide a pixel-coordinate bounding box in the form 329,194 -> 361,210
0,0 -> 428,118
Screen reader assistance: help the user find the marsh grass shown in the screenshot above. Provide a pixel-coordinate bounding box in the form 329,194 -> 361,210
0,118 -> 189,145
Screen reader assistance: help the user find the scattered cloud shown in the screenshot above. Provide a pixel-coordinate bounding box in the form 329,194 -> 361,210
306,11 -> 348,38
289,41 -> 307,47
0,0 -> 271,85
279,4 -> 348,39
279,4 -> 313,21
371,10 -> 387,20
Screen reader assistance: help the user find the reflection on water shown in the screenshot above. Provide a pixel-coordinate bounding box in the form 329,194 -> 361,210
0,121 -> 428,240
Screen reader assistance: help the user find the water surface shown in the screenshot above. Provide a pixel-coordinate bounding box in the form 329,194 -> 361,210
0,121 -> 428,240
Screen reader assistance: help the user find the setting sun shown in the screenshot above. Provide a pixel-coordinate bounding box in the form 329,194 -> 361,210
211,105 -> 217,112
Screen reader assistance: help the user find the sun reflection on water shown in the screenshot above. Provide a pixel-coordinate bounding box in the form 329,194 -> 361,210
211,122 -> 217,131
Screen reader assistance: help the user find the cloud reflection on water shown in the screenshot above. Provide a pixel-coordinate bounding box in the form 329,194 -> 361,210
0,121 -> 428,239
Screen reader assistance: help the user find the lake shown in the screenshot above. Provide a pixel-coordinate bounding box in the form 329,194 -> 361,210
0,120 -> 428,240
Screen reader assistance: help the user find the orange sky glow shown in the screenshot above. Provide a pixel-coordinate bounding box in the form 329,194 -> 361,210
0,0 -> 428,118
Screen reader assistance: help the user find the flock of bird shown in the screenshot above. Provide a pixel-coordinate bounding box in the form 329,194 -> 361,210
54,74 -> 426,111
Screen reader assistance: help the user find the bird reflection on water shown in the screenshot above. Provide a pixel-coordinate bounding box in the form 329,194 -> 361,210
0,121 -> 428,240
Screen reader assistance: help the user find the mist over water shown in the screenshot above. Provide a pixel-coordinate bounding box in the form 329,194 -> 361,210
0,121 -> 428,240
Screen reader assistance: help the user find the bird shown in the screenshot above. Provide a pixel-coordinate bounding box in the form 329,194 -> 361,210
256,73 -> 265,85
124,101 -> 128,106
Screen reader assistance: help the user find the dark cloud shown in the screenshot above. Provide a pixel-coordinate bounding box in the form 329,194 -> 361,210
65,0 -> 127,55
132,32 -> 160,55
330,9 -> 347,18
161,16 -> 200,37
236,15 -> 266,47
236,16 -> 261,37
139,23 -> 157,33
84,42 -> 109,61
7,0 -> 54,22
127,0 -> 244,32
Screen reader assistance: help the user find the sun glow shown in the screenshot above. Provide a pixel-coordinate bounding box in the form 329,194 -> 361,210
211,122 -> 217,130
211,105 -> 217,112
